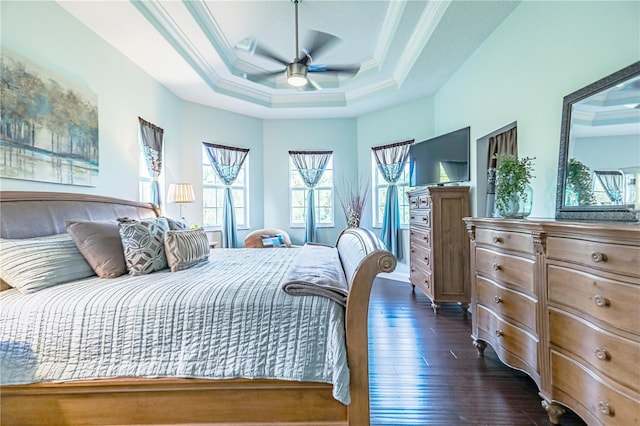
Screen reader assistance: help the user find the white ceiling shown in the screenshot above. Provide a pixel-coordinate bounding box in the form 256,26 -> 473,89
57,0 -> 520,119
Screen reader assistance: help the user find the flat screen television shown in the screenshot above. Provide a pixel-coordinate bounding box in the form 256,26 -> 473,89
409,127 -> 470,187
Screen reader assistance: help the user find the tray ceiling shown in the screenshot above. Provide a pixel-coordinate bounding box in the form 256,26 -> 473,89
58,0 -> 519,119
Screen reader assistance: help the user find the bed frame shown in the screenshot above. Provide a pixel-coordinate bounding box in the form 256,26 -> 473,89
0,191 -> 396,425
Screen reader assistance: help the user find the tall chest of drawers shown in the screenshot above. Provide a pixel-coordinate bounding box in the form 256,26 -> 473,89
464,218 -> 640,426
408,186 -> 470,314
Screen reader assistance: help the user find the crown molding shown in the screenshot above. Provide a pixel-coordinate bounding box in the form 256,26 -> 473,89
394,0 -> 450,86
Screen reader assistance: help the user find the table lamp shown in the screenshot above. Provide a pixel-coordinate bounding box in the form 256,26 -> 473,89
167,183 -> 195,220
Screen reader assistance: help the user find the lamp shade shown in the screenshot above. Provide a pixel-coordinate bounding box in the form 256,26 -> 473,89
167,183 -> 195,204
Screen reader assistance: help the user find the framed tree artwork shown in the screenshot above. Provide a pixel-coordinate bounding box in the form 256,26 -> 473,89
0,46 -> 99,186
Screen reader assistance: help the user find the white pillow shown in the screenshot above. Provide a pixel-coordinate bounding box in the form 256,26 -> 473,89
0,233 -> 96,293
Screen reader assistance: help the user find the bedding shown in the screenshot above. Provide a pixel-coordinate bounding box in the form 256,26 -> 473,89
281,244 -> 349,306
66,220 -> 128,278
0,233 -> 95,293
164,227 -> 210,272
0,247 -> 350,404
118,217 -> 169,275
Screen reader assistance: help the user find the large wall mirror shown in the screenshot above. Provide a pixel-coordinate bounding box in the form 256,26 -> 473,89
556,61 -> 640,222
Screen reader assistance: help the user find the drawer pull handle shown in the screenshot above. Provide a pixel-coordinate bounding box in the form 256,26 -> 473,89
422,217 -> 428,222
598,401 -> 613,416
593,295 -> 610,308
423,236 -> 429,240
495,329 -> 503,337
494,296 -> 503,304
492,263 -> 502,271
492,236 -> 503,244
591,252 -> 607,263
594,348 -> 610,361
410,216 -> 416,220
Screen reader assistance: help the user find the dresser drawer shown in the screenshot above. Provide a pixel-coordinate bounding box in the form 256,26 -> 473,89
476,305 -> 538,371
476,228 -> 534,254
410,209 -> 431,228
550,309 -> 640,393
547,236 -> 640,278
411,248 -> 432,274
476,247 -> 535,293
548,265 -> 639,333
476,276 -> 537,333
410,228 -> 431,249
551,351 -> 640,426
409,193 -> 430,210
410,265 -> 433,297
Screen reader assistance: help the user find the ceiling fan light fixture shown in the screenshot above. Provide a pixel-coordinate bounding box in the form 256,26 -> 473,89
287,62 -> 308,87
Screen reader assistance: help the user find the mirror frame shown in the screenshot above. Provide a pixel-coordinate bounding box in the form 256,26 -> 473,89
555,61 -> 640,222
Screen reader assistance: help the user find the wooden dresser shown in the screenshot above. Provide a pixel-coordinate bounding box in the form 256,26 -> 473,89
408,186 -> 470,314
464,218 -> 640,425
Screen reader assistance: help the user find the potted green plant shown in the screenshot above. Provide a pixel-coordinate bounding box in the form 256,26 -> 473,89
494,154 -> 535,218
565,158 -> 596,206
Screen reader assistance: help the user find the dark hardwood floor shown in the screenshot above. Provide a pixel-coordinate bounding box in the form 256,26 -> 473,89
368,277 -> 586,426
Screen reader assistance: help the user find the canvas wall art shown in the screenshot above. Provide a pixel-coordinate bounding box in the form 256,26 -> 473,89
0,46 -> 98,186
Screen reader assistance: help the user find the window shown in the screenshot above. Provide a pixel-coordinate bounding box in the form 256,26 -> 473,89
138,145 -> 153,203
290,156 -> 334,227
372,154 -> 410,228
202,147 -> 249,228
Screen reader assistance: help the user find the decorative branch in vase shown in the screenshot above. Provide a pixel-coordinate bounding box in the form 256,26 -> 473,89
336,176 -> 370,228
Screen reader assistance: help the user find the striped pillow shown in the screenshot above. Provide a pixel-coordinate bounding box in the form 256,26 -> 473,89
164,228 -> 210,272
0,233 -> 96,293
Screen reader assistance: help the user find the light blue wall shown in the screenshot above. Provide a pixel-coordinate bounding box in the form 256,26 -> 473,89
432,0 -> 640,217
263,118 -> 358,245
0,1 -> 183,203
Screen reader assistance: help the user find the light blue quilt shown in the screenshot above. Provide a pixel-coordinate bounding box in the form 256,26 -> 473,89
0,248 -> 350,404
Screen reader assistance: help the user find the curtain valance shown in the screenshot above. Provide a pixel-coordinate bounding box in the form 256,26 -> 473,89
138,117 -> 164,205
289,150 -> 333,243
203,142 -> 250,248
372,140 -> 413,259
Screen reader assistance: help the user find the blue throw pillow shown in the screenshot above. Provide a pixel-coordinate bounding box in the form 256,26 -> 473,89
260,234 -> 286,248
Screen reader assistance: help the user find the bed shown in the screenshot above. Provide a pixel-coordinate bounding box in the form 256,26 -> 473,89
0,191 -> 396,425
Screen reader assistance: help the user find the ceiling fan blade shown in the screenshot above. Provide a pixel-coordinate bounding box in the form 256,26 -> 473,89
252,44 -> 291,66
308,64 -> 360,76
244,69 -> 285,82
236,38 -> 290,66
300,30 -> 340,65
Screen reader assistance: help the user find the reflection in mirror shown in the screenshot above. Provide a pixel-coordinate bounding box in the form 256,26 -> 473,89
556,61 -> 640,221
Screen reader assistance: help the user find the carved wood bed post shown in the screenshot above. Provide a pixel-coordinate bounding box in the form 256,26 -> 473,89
345,248 -> 397,425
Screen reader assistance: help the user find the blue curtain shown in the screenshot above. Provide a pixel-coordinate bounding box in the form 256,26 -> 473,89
372,140 -> 413,259
203,142 -> 249,248
289,151 -> 332,243
138,117 -> 164,205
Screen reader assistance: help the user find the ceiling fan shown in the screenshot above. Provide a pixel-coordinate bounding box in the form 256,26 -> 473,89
237,0 -> 360,90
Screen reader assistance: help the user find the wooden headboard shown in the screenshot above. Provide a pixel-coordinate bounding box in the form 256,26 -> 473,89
0,192 -> 160,239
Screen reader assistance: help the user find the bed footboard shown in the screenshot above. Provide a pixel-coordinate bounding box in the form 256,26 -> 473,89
337,228 -> 397,425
